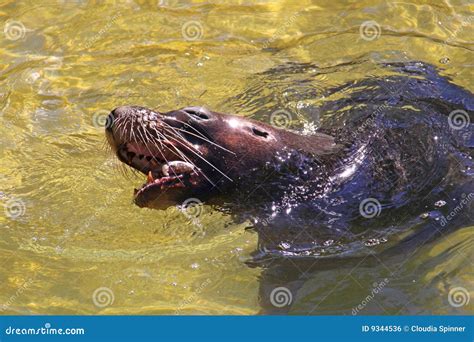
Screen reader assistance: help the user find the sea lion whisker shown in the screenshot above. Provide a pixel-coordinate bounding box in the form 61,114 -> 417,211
161,141 -> 217,188
163,118 -> 234,154
164,126 -> 235,155
163,131 -> 233,183
163,117 -> 210,140
140,127 -> 189,187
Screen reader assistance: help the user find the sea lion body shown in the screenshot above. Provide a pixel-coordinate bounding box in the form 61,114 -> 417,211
106,62 -> 473,260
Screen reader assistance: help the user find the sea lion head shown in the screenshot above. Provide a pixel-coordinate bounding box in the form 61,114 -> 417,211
106,105 -> 338,209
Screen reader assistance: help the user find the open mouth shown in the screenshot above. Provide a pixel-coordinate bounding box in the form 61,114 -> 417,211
116,142 -> 201,204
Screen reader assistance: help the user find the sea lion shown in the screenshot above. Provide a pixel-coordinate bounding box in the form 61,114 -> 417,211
105,61 -> 473,262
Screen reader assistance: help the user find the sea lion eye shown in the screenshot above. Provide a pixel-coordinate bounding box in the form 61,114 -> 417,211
182,107 -> 210,120
252,126 -> 269,138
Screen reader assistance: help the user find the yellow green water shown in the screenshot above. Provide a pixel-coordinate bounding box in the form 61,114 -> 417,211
0,0 -> 472,314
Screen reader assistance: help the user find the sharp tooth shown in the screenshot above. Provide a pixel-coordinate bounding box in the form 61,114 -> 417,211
147,171 -> 154,183
162,164 -> 170,176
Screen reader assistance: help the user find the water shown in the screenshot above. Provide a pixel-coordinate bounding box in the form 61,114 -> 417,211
0,0 -> 472,315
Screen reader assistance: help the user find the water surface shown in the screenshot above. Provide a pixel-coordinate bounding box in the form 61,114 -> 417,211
0,0 -> 472,314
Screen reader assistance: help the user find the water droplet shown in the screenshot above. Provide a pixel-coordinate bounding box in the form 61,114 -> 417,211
439,57 -> 450,64
434,200 -> 447,208
420,212 -> 429,219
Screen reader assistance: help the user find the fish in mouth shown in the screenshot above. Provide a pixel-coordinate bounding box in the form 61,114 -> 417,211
105,105 -> 339,209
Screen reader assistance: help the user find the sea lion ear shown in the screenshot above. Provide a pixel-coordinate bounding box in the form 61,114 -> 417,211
181,106 -> 212,120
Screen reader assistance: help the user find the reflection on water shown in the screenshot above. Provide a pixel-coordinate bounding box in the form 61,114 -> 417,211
0,0 -> 472,314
